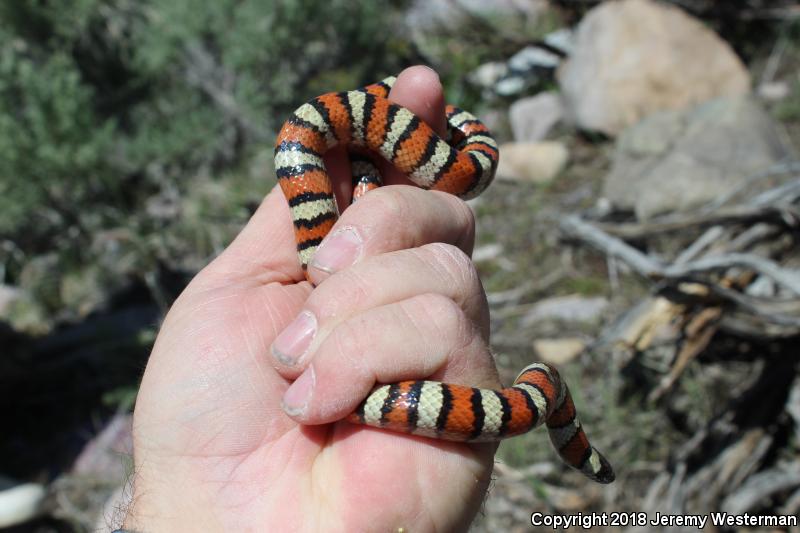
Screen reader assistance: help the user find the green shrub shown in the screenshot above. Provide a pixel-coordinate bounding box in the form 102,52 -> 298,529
0,32 -> 115,239
0,0 -> 410,321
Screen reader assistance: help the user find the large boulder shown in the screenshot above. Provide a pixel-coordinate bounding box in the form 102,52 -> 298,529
603,96 -> 788,219
558,0 -> 751,135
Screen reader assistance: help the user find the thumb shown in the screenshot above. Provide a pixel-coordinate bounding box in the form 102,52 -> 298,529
201,185 -> 305,285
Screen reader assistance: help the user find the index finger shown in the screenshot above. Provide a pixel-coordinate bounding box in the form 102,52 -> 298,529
307,186 -> 475,285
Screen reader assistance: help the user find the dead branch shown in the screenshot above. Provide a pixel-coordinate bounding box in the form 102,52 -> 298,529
560,215 -> 800,295
722,463 -> 800,514
595,203 -> 799,239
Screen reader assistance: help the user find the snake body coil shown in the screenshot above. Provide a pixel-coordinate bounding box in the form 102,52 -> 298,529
275,76 -> 614,484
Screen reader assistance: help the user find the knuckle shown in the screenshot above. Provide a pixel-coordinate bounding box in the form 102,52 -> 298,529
398,293 -> 473,374
421,242 -> 480,289
410,293 -> 468,340
359,186 -> 412,228
417,243 -> 489,336
341,186 -> 416,250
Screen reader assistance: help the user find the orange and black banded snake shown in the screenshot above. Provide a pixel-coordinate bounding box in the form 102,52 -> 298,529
274,76 -> 614,484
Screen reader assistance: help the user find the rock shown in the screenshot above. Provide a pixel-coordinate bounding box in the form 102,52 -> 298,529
495,76 -> 527,98
509,92 -> 563,142
496,142 -> 568,184
603,96 -> 788,219
558,0 -> 750,135
410,2 -> 555,93
521,295 -> 609,325
469,62 -> 509,90
543,27 -> 574,55
495,45 -> 563,97
508,45 -> 562,71
470,29 -> 572,97
532,338 -> 587,365
0,478 -> 46,528
757,80 -> 791,102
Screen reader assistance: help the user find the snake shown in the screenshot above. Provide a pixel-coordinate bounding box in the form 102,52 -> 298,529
274,75 -> 614,484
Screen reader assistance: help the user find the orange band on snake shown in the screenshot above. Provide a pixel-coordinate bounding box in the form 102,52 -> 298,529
274,76 -> 614,484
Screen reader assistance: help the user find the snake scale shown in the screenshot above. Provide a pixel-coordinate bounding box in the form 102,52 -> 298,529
274,76 -> 614,484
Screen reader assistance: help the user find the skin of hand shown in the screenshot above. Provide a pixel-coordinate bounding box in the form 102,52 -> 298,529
123,66 -> 500,532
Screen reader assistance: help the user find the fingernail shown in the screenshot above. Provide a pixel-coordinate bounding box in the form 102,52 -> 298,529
282,365 -> 315,416
310,227 -> 362,274
272,310 -> 316,366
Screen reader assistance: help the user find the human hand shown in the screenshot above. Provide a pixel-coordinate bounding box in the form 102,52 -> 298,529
123,66 -> 499,532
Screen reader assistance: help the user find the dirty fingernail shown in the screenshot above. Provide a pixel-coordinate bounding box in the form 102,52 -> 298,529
271,310 -> 316,366
282,366 -> 315,417
310,227 -> 362,274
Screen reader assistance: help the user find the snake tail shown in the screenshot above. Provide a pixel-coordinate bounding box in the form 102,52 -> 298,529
346,363 -> 614,484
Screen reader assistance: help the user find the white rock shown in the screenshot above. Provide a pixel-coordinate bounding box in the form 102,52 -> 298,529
469,62 -> 509,89
543,28 -> 574,54
532,338 -> 587,365
508,45 -> 562,71
496,142 -> 568,184
495,76 -> 527,97
509,92 -> 563,142
0,479 -> 46,528
558,0 -> 750,135
757,80 -> 790,101
521,295 -> 609,325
